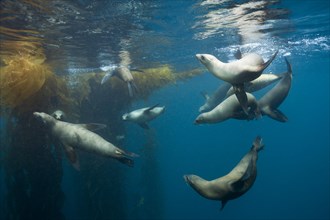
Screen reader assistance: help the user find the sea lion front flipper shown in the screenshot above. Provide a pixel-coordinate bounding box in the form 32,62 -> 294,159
138,122 -> 149,129
101,71 -> 115,84
131,81 -> 139,94
144,104 -> 160,114
200,91 -> 210,100
220,200 -> 228,210
78,123 -> 107,131
234,85 -> 249,115
127,82 -> 135,97
130,68 -> 144,73
63,144 -> 80,171
229,159 -> 254,192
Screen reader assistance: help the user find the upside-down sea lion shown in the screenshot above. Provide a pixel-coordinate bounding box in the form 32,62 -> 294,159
225,72 -> 283,98
184,136 -> 264,210
33,112 -> 138,169
195,93 -> 259,124
101,65 -> 139,97
196,51 -> 278,114
122,104 -> 165,129
258,57 -> 292,122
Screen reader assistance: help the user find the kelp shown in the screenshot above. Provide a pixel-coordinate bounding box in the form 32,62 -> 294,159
0,41 -> 72,116
0,54 -> 49,108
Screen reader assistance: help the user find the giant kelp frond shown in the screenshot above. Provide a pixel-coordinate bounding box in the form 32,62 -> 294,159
0,54 -> 49,108
132,65 -> 176,98
0,41 -> 72,116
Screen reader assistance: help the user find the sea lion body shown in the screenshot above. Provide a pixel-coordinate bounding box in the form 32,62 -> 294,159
195,93 -> 259,124
33,112 -> 137,168
184,136 -> 264,209
196,52 -> 277,84
258,58 -> 292,122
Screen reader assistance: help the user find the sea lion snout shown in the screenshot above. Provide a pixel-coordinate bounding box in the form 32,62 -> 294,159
183,175 -> 192,185
33,112 -> 43,120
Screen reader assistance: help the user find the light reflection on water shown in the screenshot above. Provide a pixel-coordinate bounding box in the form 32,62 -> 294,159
0,0 -> 329,73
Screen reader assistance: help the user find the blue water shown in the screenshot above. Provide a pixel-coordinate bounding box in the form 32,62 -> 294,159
0,0 -> 329,220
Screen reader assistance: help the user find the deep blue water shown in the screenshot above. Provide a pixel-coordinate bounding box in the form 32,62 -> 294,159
0,0 -> 329,220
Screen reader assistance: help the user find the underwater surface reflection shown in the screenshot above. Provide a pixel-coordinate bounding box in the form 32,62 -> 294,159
0,0 -> 329,220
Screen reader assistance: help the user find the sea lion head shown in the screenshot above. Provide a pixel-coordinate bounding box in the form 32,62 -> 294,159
196,54 -> 218,67
184,175 -> 204,186
51,110 -> 66,121
122,113 -> 130,121
183,175 -> 211,198
194,114 -> 206,125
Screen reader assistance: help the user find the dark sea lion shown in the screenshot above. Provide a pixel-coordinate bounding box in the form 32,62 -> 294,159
33,112 -> 138,169
122,104 -> 165,129
196,51 -> 278,114
184,136 -> 264,210
258,57 -> 292,122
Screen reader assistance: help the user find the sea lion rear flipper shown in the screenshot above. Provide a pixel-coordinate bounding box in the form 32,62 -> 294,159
63,144 -> 80,171
117,157 -> 134,167
101,71 -> 115,84
138,122 -> 149,129
246,50 -> 279,73
251,136 -> 264,152
284,57 -> 292,74
262,107 -> 288,122
234,85 -> 249,115
115,148 -> 139,167
78,123 -> 107,131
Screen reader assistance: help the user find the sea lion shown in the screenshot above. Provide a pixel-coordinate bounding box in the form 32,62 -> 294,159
195,93 -> 259,124
184,136 -> 264,210
196,51 -> 278,114
122,104 -> 165,129
51,110 -> 66,121
101,65 -> 139,97
258,57 -> 292,122
199,82 -> 231,113
33,112 -> 138,169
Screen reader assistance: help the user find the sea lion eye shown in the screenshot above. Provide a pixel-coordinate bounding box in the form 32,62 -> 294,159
201,55 -> 205,60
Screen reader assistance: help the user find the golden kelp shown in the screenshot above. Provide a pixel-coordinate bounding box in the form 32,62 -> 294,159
0,54 -> 50,108
133,65 -> 176,98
